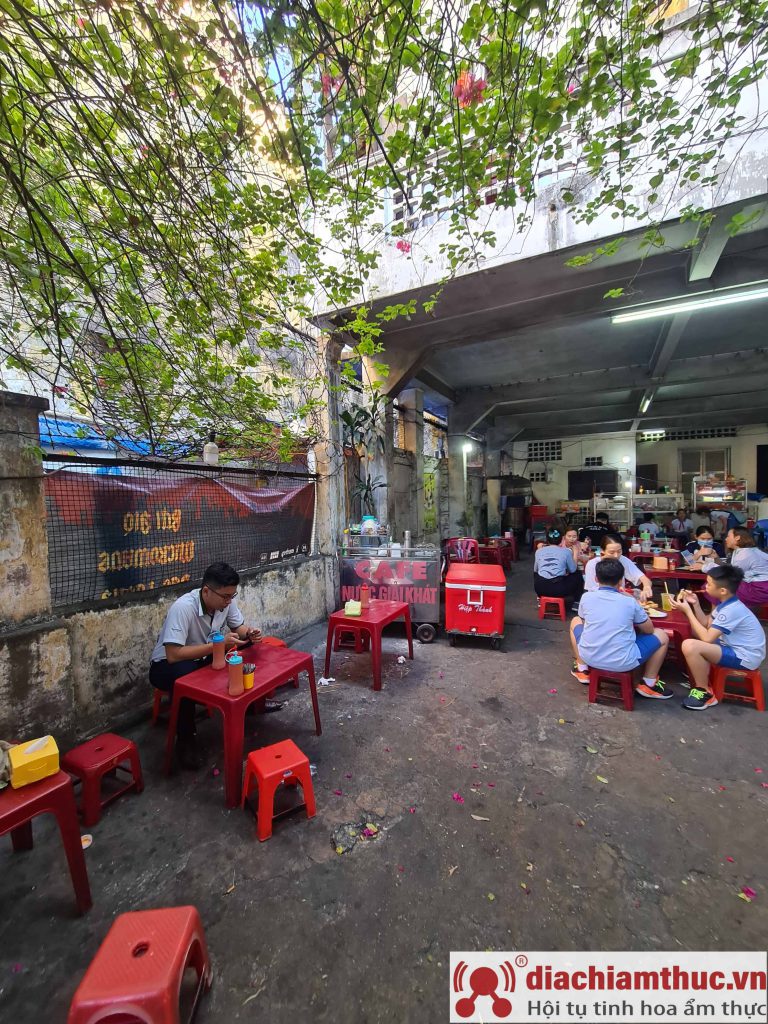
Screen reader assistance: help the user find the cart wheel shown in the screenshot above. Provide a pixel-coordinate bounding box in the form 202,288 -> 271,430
449,635 -> 456,647
416,623 -> 437,644
490,638 -> 501,650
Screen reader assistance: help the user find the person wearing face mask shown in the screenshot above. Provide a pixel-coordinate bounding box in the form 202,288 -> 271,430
685,525 -> 724,568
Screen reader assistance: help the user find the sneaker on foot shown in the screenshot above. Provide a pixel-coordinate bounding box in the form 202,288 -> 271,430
636,680 -> 674,700
570,662 -> 590,684
682,688 -> 718,711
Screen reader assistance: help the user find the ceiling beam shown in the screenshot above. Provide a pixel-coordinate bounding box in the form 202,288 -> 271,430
631,313 -> 690,430
413,368 -> 457,404
689,201 -> 768,282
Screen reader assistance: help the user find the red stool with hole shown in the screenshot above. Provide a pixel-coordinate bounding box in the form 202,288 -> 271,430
709,665 -> 765,711
538,596 -> 566,621
588,668 -> 634,711
67,905 -> 211,1024
61,733 -> 144,828
241,739 -> 316,841
332,625 -> 371,654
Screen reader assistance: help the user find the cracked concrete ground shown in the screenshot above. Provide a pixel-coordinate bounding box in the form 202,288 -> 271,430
1,559 -> 767,1022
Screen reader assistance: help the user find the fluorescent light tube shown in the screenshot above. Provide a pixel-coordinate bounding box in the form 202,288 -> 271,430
612,285 -> 768,323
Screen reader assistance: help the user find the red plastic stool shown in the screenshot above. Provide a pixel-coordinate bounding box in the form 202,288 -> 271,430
241,739 -> 316,842
61,733 -> 144,827
709,665 -> 765,711
538,596 -> 566,621
67,906 -> 211,1024
332,625 -> 371,654
588,668 -> 634,711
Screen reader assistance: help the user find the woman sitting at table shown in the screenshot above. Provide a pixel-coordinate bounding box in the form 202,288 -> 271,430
725,527 -> 768,608
534,528 -> 583,608
561,527 -> 591,570
584,534 -> 653,600
685,525 -> 724,568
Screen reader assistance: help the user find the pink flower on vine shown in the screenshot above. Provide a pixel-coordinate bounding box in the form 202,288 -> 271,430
321,74 -> 342,99
395,239 -> 411,254
453,71 -> 488,108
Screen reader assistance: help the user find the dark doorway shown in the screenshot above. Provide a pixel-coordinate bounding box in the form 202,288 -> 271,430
636,463 -> 659,492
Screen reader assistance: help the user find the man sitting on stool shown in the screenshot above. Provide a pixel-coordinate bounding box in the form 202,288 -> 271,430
150,561 -> 279,768
569,556 -> 672,700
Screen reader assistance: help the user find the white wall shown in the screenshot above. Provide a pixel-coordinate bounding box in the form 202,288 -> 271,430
503,426 -> 768,512
637,427 -> 768,498
509,431 -> 637,511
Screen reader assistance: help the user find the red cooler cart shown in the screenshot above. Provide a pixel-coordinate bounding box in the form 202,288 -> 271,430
445,563 -> 506,649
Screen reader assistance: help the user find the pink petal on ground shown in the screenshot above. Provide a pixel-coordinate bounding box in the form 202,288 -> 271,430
439,672 -> 444,679
719,786 -> 727,791
384,747 -> 391,752
451,792 -> 465,804
455,744 -> 465,751
761,783 -> 768,789
345,773 -> 352,778
333,789 -> 343,796
742,886 -> 757,900
548,688 -> 557,695
212,768 -> 220,777
409,806 -> 416,813
397,865 -> 405,872
726,856 -> 735,863
487,782 -> 496,788
755,768 -> 763,774
472,763 -> 479,768
11,963 -> 23,974
440,697 -> 447,704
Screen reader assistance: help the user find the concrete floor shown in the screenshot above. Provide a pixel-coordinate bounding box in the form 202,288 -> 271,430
1,559 -> 767,1022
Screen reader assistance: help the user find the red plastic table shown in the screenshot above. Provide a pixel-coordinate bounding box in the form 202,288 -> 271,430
0,770 -> 92,914
645,567 -> 707,588
324,600 -> 414,691
163,646 -> 321,808
478,544 -> 504,567
628,550 -> 682,566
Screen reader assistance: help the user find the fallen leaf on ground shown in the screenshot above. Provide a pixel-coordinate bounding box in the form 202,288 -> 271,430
680,738 -> 687,744
472,763 -> 479,769
470,814 -> 490,822
558,718 -> 566,724
741,886 -> 757,901
487,782 -> 496,788
452,792 -> 465,804
585,746 -> 599,754
487,892 -> 496,901
345,773 -> 352,778
526,862 -> 534,872
333,789 -> 343,796
576,820 -> 585,827
224,882 -> 236,895
448,865 -> 458,876
520,882 -> 530,892
667,796 -> 675,803
596,775 -> 609,785
384,747 -> 391,752
726,856 -> 735,863
548,688 -> 557,695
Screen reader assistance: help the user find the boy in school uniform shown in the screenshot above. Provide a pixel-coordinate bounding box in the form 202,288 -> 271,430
671,564 -> 766,711
569,557 -> 671,699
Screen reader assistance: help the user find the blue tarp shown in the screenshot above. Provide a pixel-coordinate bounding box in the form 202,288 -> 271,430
38,415 -> 113,451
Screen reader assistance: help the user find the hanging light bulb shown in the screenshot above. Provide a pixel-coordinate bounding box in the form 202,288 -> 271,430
203,430 -> 219,466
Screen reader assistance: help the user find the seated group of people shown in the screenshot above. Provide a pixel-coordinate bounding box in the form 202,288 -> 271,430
533,524 -> 768,712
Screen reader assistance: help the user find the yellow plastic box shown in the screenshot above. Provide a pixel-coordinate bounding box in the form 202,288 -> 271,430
9,735 -> 60,789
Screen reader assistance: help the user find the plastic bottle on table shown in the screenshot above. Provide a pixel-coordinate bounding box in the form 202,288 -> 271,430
360,583 -> 370,610
211,631 -> 226,670
227,652 -> 244,696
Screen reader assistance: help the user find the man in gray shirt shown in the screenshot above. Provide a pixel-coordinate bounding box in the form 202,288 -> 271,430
150,562 -> 265,768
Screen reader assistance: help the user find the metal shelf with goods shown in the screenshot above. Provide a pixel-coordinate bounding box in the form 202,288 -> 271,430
593,494 -> 631,533
632,493 -> 685,517
557,500 -> 591,528
693,479 -> 747,512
